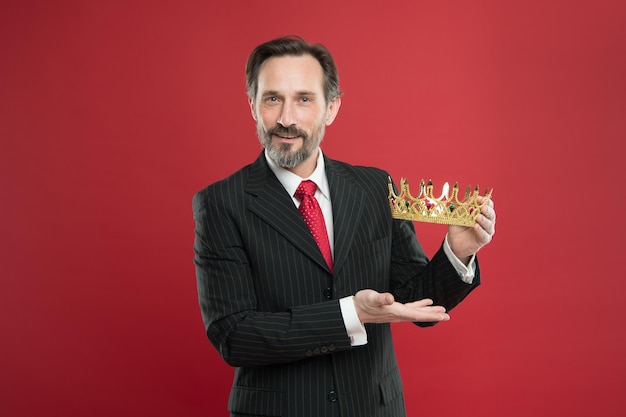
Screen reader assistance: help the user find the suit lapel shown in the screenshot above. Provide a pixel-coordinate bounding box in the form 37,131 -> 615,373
325,157 -> 365,276
246,153 -> 331,272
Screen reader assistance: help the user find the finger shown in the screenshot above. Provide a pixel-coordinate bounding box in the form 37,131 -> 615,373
476,203 -> 496,230
473,221 -> 493,244
480,203 -> 495,221
363,290 -> 394,307
413,308 -> 450,322
423,305 -> 449,317
480,213 -> 496,237
379,292 -> 395,306
406,298 -> 434,308
477,195 -> 494,208
429,309 -> 451,321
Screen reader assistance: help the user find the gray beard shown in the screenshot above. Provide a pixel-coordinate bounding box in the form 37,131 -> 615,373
266,141 -> 313,168
258,124 -> 325,169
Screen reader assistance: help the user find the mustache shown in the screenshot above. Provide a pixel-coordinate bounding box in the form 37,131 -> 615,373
266,125 -> 308,138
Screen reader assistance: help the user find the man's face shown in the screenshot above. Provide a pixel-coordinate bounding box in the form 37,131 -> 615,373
249,54 -> 340,172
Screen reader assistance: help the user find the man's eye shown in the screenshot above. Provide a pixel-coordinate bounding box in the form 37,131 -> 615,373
300,97 -> 310,103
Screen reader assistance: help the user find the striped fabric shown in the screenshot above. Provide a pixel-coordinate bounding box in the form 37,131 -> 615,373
193,152 -> 480,417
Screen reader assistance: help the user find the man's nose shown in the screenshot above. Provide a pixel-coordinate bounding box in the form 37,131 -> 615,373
277,102 -> 296,127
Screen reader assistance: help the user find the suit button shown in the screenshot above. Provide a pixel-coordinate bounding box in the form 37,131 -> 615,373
328,390 -> 337,402
305,350 -> 313,357
323,288 -> 332,299
313,348 -> 320,355
328,344 -> 335,352
320,346 -> 328,353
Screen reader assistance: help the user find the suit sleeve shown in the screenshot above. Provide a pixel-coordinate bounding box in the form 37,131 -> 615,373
193,190 -> 352,367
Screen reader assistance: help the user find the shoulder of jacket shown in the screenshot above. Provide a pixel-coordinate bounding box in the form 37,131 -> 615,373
192,163 -> 255,210
326,157 -> 389,179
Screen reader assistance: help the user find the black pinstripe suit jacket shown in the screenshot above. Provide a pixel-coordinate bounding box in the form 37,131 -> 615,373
193,152 -> 480,417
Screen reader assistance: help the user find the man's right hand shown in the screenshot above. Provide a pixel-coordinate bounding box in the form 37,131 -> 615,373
353,289 -> 450,324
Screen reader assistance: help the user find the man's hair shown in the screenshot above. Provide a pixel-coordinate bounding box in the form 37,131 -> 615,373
245,35 -> 342,104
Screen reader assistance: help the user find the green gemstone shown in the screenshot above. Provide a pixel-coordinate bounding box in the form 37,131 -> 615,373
449,205 -> 455,212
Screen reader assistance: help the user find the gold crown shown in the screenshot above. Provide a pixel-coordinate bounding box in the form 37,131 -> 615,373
388,177 -> 493,227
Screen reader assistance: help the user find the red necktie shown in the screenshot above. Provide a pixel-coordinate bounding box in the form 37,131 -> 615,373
295,180 -> 333,272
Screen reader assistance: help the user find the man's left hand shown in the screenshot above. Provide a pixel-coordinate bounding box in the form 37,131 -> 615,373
448,197 -> 496,263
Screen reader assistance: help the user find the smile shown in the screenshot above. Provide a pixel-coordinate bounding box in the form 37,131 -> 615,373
275,134 -> 301,140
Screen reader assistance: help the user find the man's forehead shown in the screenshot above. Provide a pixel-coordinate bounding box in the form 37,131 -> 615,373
257,55 -> 324,93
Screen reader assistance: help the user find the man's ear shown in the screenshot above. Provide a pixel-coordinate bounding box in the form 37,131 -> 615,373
248,97 -> 257,121
325,96 -> 342,126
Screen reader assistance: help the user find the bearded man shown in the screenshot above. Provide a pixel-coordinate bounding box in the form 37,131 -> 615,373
193,35 -> 496,417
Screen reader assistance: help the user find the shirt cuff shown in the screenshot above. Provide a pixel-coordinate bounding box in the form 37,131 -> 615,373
339,296 -> 368,346
443,234 -> 476,284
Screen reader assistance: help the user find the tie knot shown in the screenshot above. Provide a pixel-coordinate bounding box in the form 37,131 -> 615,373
295,180 -> 317,200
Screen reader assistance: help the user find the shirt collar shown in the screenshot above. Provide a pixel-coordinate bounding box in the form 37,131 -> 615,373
264,148 -> 330,201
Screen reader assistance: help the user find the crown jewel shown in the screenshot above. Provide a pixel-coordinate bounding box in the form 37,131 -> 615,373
388,177 -> 493,227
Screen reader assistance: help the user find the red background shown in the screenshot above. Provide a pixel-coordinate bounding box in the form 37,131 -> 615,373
1,1 -> 624,416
